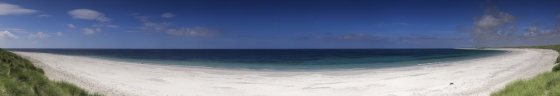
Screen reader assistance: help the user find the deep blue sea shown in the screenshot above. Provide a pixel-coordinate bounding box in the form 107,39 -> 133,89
6,49 -> 506,70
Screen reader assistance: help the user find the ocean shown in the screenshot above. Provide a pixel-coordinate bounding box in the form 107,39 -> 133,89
6,49 -> 506,70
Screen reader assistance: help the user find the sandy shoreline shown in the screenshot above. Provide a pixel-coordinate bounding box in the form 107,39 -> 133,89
13,48 -> 558,96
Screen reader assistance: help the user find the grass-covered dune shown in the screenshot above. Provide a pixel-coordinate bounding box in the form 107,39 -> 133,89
492,45 -> 560,96
0,49 -> 101,96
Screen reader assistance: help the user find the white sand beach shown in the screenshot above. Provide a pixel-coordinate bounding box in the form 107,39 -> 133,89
13,49 -> 558,96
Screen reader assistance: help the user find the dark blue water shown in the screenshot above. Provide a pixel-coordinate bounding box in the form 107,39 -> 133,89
6,49 -> 506,70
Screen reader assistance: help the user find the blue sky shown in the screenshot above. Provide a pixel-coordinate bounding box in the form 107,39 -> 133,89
0,0 -> 559,48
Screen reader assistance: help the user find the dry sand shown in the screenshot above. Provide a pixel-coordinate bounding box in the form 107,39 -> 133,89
13,48 -> 558,96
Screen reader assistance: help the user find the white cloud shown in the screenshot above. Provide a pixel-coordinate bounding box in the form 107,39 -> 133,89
28,31 -> 49,39
68,9 -> 111,22
36,14 -> 52,18
82,28 -> 96,35
140,22 -> 173,32
95,28 -> 101,32
165,27 -> 222,37
92,24 -> 118,28
135,16 -> 150,22
465,7 -> 560,47
0,28 -> 27,34
526,26 -> 538,32
523,26 -> 539,36
474,15 -> 513,29
92,24 -> 103,27
161,13 -> 175,18
0,2 -> 38,15
0,30 -> 18,40
66,24 -> 75,28
469,7 -> 518,47
106,25 -> 119,28
337,33 -> 372,40
132,14 -> 221,37
57,32 -> 63,36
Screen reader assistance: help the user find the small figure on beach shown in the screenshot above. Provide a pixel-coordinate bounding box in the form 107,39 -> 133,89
450,82 -> 454,85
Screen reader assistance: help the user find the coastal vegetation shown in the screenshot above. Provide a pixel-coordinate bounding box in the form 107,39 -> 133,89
492,45 -> 560,96
0,49 -> 101,96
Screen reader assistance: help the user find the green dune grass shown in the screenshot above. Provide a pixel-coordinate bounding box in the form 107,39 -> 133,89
0,48 -> 101,96
491,45 -> 560,96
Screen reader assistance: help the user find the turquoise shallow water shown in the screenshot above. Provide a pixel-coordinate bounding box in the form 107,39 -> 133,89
7,49 -> 507,70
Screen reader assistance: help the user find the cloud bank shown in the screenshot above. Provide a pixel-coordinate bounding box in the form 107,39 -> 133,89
0,2 -> 37,15
337,33 -> 373,40
92,24 -> 119,28
36,14 -> 52,18
68,9 -> 111,22
132,14 -> 222,37
161,13 -> 175,18
66,24 -> 75,28
166,27 -> 221,37
82,28 -> 96,35
0,30 -> 18,40
466,7 -> 560,47
0,28 -> 27,34
28,32 -> 49,39
57,32 -> 63,36
135,15 -> 150,22
106,25 -> 119,28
